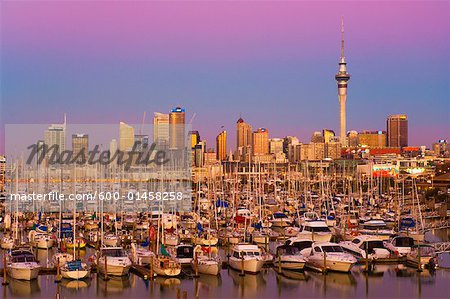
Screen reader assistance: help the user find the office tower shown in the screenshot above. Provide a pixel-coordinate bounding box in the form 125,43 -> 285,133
335,18 -> 351,147
44,115 -> 66,161
169,107 -> 186,150
358,131 -> 387,148
72,134 -> 88,163
347,131 -> 359,147
0,156 -> 5,193
311,131 -> 325,143
433,140 -> 448,157
190,130 -> 200,149
253,128 -> 269,155
216,130 -> 227,161
387,114 -> 408,148
236,117 -> 252,151
194,141 -> 206,167
119,122 -> 135,151
269,138 -> 284,155
153,112 -> 169,146
283,136 -> 300,161
323,129 -> 336,143
134,134 -> 149,152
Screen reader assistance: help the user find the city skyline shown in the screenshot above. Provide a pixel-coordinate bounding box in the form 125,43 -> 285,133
1,1 -> 449,153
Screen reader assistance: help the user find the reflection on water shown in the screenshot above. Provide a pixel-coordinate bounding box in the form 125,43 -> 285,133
8,279 -> 40,297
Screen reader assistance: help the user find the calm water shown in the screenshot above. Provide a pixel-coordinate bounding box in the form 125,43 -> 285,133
1,229 -> 449,299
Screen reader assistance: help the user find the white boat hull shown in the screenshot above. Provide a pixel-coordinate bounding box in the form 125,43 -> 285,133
7,265 -> 40,281
229,258 -> 264,274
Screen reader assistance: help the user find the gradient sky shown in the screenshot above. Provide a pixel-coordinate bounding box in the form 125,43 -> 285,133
1,1 -> 449,153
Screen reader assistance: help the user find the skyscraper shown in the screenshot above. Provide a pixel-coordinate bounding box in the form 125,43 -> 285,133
190,130 -> 200,149
335,17 -> 350,147
358,131 -> 387,148
44,115 -> 66,162
323,129 -> 336,143
153,112 -> 169,146
169,107 -> 186,150
236,117 -> 252,151
72,134 -> 88,163
119,122 -> 135,151
269,138 -> 284,155
387,114 -> 408,148
253,128 -> 269,155
216,130 -> 227,161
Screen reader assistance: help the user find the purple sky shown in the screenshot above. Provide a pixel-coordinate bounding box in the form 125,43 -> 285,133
1,1 -> 449,153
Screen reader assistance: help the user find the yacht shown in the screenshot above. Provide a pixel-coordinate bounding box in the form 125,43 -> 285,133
229,244 -> 265,274
103,234 -> 121,247
6,249 -> 41,280
61,260 -> 90,280
284,237 -> 313,256
130,242 -> 154,266
270,212 -> 292,228
359,220 -> 394,240
298,221 -> 332,242
173,244 -> 194,265
192,245 -> 221,276
384,235 -> 415,257
274,244 -> 307,271
152,255 -> 182,277
340,235 -> 391,260
97,247 -> 132,276
1,235 -> 14,250
28,231 -> 54,249
305,242 -> 357,273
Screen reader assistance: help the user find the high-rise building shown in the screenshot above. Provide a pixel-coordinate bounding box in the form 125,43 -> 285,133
253,128 -> 269,155
325,142 -> 342,159
190,130 -> 200,149
0,156 -> 5,193
72,134 -> 88,163
323,129 -> 336,143
269,138 -> 284,155
44,116 -> 66,162
283,136 -> 300,162
236,117 -> 252,151
194,141 -> 206,167
433,140 -> 448,157
299,143 -> 325,161
153,112 -> 169,146
134,134 -> 149,152
347,131 -> 359,147
169,107 -> 186,150
358,131 -> 387,148
119,122 -> 135,151
216,131 -> 227,161
311,131 -> 325,143
335,18 -> 350,147
387,114 -> 408,148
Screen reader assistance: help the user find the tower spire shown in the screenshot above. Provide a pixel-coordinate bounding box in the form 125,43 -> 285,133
341,16 -> 345,61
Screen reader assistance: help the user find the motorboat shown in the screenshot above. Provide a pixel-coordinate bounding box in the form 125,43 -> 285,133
340,235 -> 391,260
305,242 -> 357,273
103,234 -> 121,247
297,221 -> 332,242
173,244 -> 194,265
96,247 -> 132,276
228,244 -> 265,274
359,220 -> 394,240
384,235 -> 415,257
6,249 -> 41,280
274,244 -> 307,271
130,242 -> 154,266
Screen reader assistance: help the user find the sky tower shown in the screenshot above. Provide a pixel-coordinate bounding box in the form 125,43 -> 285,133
335,17 -> 350,147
